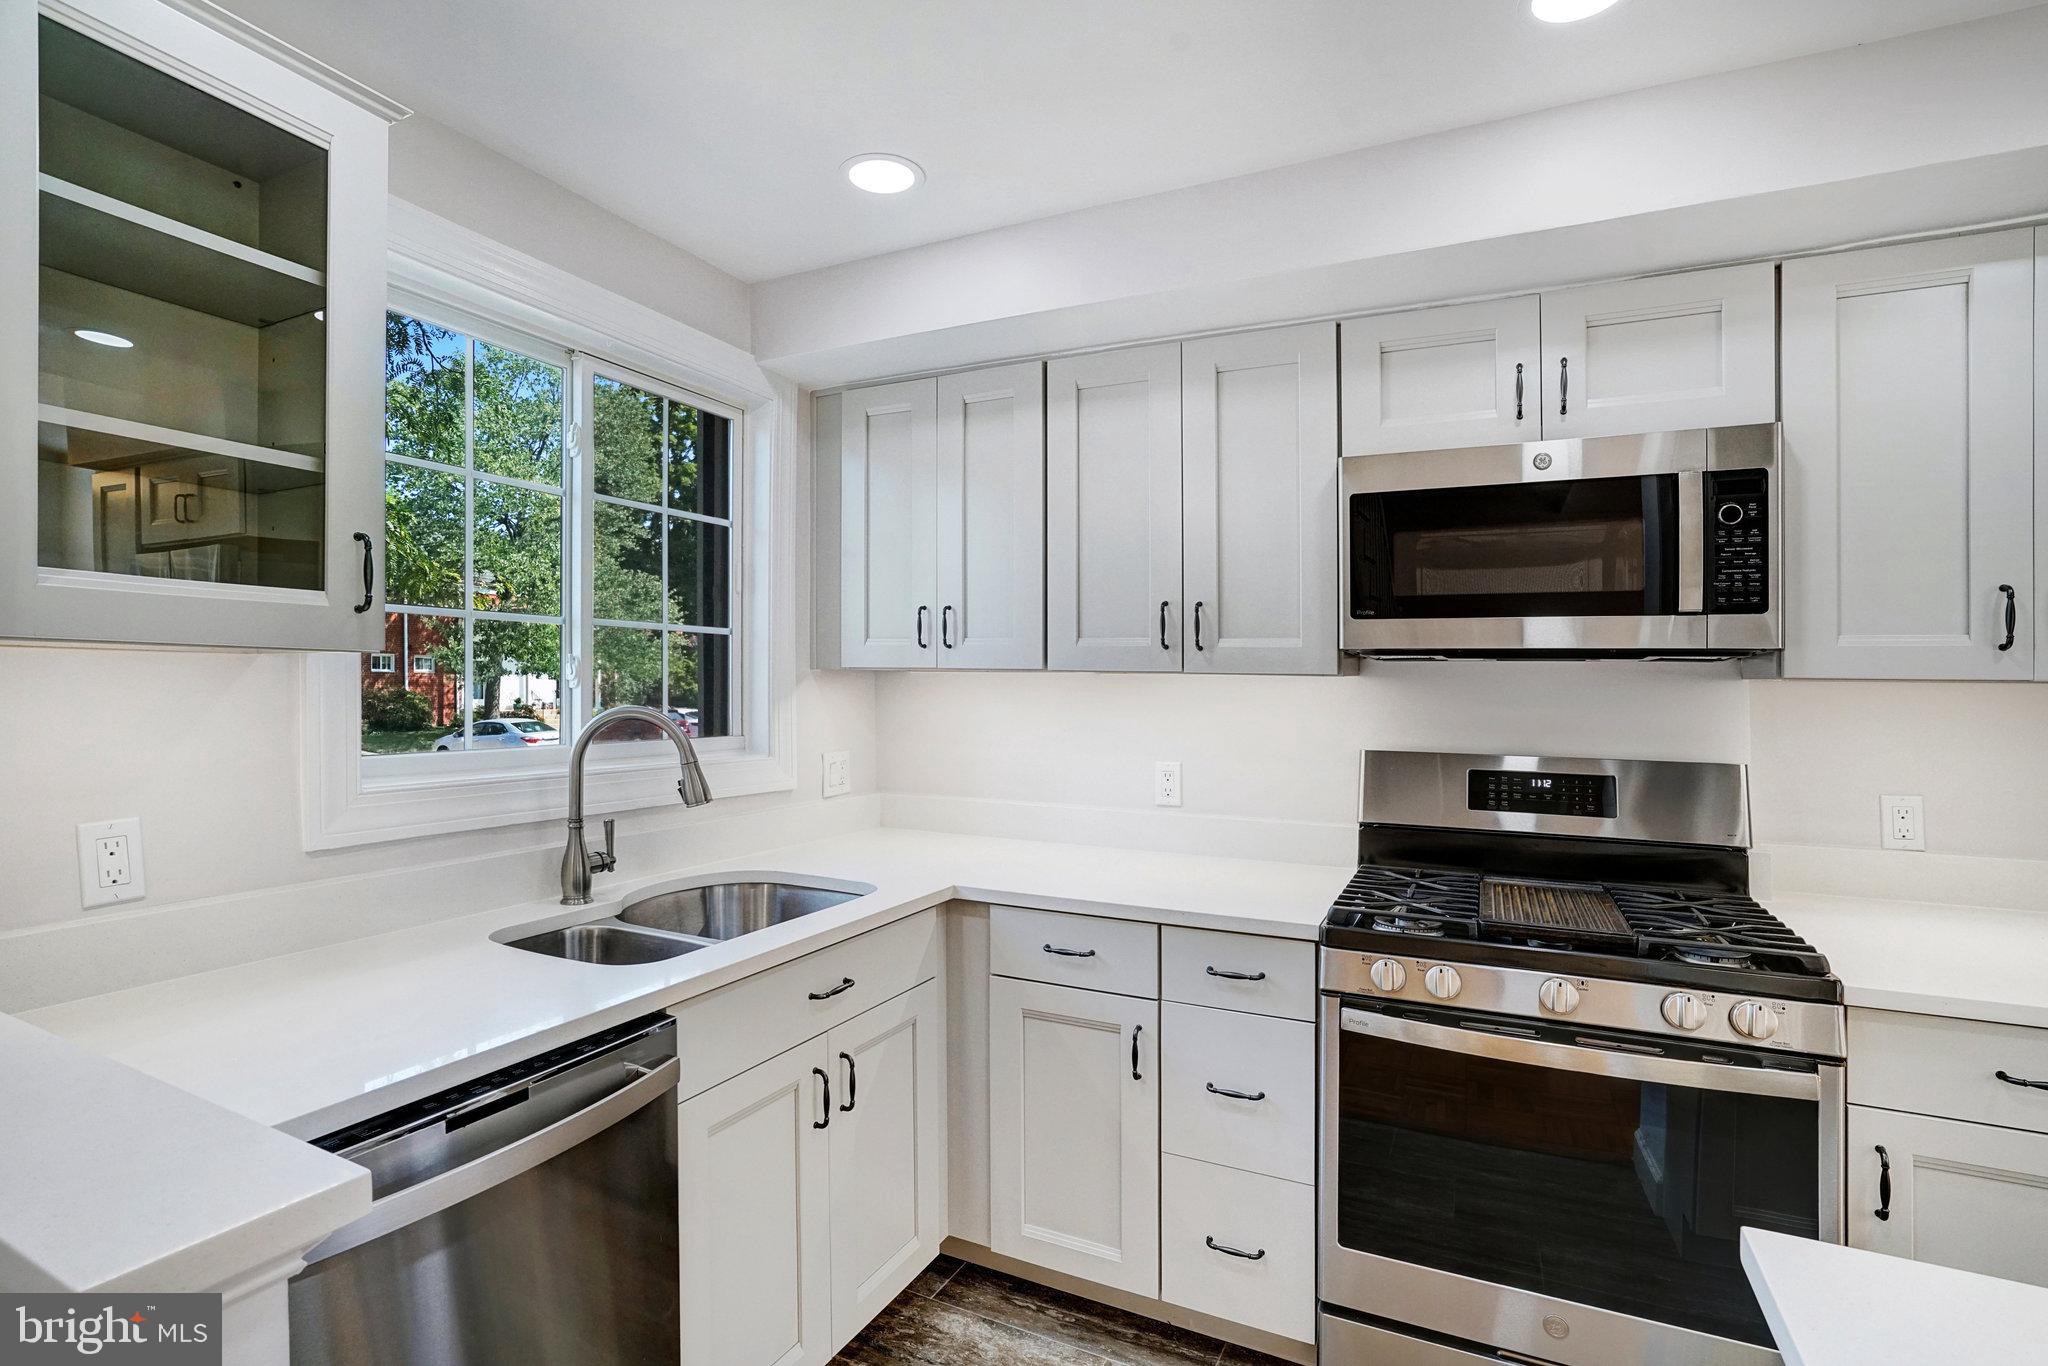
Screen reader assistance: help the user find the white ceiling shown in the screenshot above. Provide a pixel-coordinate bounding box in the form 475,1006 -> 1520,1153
218,0 -> 2039,283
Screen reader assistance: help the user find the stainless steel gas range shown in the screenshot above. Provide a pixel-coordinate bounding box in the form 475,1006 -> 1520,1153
1317,751 -> 1844,1366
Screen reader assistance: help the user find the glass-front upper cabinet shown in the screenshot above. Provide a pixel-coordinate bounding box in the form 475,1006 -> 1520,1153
2,0 -> 395,649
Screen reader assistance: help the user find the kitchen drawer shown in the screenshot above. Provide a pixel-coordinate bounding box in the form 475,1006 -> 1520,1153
1161,1154 -> 1314,1344
1849,1008 -> 2048,1135
1319,1312 -> 1494,1364
1161,927 -> 1314,1021
672,909 -> 939,1100
1161,1002 -> 1315,1183
990,906 -> 1158,998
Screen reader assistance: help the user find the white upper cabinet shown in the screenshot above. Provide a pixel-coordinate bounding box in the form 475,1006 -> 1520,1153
5,0 -> 392,650
1540,262 -> 1778,439
1340,296 -> 1541,455
1182,323 -> 1338,675
935,363 -> 1045,669
1782,231 -> 2035,679
836,378 -> 937,668
1047,344 -> 1184,672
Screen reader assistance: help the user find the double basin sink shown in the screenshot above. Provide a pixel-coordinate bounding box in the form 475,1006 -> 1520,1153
504,879 -> 872,964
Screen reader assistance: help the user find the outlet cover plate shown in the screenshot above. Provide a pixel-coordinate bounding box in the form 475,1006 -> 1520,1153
822,750 -> 851,799
1881,794 -> 1925,851
77,817 -> 146,909
1154,761 -> 1182,808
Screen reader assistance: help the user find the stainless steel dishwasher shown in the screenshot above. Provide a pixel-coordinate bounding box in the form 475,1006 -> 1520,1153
289,1015 -> 678,1366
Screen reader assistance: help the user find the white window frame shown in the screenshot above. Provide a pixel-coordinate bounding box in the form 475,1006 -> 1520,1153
302,199 -> 797,849
368,653 -> 395,674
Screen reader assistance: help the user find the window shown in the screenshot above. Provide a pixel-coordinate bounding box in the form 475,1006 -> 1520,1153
363,310 -> 739,764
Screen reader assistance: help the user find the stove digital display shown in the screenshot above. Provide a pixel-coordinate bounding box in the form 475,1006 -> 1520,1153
1468,769 -> 1617,818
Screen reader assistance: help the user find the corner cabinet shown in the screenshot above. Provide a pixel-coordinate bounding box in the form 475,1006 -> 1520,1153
1782,231 -> 2036,679
3,0 -> 394,650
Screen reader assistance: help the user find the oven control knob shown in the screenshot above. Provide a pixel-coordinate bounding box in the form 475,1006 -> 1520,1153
1537,978 -> 1581,1014
1729,1000 -> 1780,1040
1660,992 -> 1707,1031
1423,965 -> 1463,1000
1368,959 -> 1408,992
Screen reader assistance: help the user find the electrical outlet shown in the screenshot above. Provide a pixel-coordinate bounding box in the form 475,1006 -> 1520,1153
1154,761 -> 1182,808
1881,794 -> 1925,851
822,750 -> 851,799
77,818 -> 146,909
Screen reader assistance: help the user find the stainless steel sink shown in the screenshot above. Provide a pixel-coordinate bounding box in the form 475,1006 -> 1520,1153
504,922 -> 708,965
619,881 -> 864,941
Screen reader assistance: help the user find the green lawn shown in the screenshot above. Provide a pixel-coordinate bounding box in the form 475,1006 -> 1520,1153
361,727 -> 449,756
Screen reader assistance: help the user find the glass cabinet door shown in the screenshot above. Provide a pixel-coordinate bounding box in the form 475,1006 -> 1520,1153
3,0 -> 388,649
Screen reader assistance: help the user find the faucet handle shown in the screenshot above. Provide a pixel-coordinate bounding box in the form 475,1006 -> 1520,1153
591,818 -> 617,875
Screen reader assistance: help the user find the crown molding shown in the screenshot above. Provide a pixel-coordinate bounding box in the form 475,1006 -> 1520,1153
156,0 -> 411,122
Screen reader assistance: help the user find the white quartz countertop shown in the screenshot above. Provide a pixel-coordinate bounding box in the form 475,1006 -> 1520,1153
23,827 -> 1351,1139
1771,891 -> 2048,1029
0,1014 -> 367,1294
1741,1229 -> 2048,1366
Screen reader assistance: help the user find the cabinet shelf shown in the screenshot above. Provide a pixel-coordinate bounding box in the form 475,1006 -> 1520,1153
40,404 -> 324,479
39,174 -> 324,328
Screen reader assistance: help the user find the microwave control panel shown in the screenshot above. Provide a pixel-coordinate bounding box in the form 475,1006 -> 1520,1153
1706,469 -> 1769,614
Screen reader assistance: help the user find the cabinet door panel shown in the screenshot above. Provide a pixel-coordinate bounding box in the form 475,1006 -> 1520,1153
1782,232 -> 2034,678
838,378 -> 937,668
679,1039 -> 833,1366
1182,323 -> 1337,675
937,362 -> 1044,670
1047,345 -> 1182,671
826,981 -> 947,1348
1847,1105 -> 2048,1289
1341,297 -> 1540,454
989,976 -> 1160,1295
1541,263 -> 1776,439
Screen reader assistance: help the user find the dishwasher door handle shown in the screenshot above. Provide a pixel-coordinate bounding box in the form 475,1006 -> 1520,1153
305,1054 -> 679,1264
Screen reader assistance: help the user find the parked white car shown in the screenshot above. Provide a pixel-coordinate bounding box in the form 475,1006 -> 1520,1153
434,719 -> 559,751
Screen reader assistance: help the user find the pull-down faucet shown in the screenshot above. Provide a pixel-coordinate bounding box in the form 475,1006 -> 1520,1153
560,705 -> 712,904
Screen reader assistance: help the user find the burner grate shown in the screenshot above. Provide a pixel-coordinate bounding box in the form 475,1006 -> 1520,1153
1479,877 -> 1631,942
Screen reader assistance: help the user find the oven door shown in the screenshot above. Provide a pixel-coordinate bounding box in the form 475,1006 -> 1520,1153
1341,439 -> 1706,655
1319,997 -> 1843,1366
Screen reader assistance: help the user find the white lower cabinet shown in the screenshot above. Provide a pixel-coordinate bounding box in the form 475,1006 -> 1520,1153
1847,1104 -> 2048,1288
988,974 -> 1161,1295
679,979 -> 945,1366
1160,1154 -> 1316,1343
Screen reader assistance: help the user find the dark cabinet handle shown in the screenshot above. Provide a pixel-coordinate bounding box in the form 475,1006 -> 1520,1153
353,532 -> 374,613
1558,356 -> 1569,417
1194,601 -> 1205,652
1205,1082 -> 1267,1102
1998,584 -> 2017,651
1205,966 -> 1267,982
808,977 -> 856,1001
1131,1024 -> 1143,1081
1996,1070 -> 2048,1091
840,1051 -> 857,1111
1205,1236 -> 1266,1261
1873,1145 -> 1892,1222
813,1067 -> 831,1129
916,605 -> 929,649
1043,944 -> 1097,958
941,605 -> 955,649
1159,600 -> 1170,650
1514,362 -> 1525,421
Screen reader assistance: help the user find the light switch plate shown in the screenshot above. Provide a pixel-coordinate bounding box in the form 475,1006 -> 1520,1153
1880,794 -> 1925,851
77,817 -> 146,909
822,750 -> 851,799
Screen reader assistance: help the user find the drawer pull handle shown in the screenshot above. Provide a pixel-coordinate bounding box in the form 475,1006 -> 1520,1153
1043,944 -> 1097,958
1205,966 -> 1267,982
1205,1236 -> 1266,1261
809,977 -> 856,1001
1206,1082 -> 1267,1103
1874,1145 -> 1892,1222
1996,1069 -> 2048,1091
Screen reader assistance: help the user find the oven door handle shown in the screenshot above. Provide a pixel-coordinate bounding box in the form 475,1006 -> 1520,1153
1338,1006 -> 1820,1101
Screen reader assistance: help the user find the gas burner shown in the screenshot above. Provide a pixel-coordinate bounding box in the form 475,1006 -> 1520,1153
1665,937 -> 1756,969
1371,914 -> 1449,937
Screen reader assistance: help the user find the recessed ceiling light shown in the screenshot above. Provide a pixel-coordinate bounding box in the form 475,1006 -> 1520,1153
74,329 -> 133,348
843,154 -> 924,195
1532,0 -> 1623,21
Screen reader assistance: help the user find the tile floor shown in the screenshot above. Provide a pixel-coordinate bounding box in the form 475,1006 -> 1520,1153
832,1255 -> 1294,1365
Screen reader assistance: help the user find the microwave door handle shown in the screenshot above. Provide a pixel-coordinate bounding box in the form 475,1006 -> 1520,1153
1677,472 -> 1705,615
1337,1006 -> 1818,1101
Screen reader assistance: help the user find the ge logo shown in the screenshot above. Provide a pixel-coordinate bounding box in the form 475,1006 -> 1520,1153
1532,452 -> 1553,471
1543,1316 -> 1570,1339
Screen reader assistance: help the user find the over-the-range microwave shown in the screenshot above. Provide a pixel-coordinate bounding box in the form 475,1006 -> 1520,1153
1341,423 -> 1782,659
